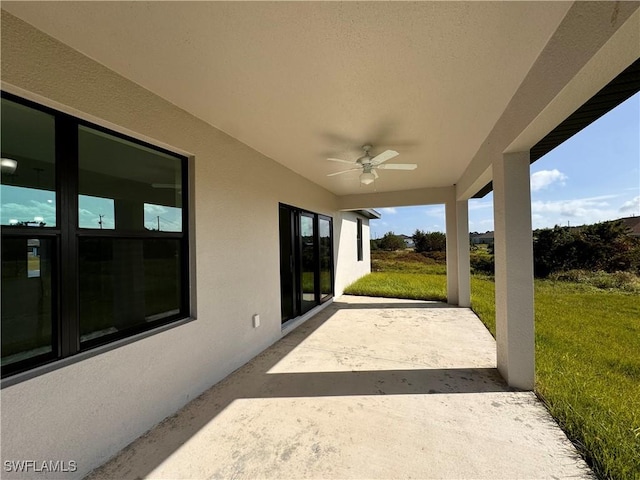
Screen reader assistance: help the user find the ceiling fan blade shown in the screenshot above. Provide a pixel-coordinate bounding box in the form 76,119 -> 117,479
327,167 -> 361,177
373,169 -> 379,179
370,150 -> 399,165
327,157 -> 355,164
377,163 -> 417,170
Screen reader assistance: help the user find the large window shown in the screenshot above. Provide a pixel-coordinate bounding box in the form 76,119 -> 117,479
1,93 -> 190,378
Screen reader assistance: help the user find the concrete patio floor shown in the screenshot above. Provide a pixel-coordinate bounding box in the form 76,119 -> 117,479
88,296 -> 593,479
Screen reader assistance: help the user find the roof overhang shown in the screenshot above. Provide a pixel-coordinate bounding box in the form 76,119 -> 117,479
2,2 -> 638,204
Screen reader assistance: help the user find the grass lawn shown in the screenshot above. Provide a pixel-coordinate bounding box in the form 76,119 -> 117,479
345,251 -> 640,480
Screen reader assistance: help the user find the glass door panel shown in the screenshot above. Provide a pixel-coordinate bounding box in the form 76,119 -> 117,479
300,213 -> 316,313
279,206 -> 296,322
319,217 -> 332,299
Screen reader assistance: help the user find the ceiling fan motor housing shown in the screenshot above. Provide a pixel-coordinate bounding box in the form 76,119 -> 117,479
357,144 -> 374,165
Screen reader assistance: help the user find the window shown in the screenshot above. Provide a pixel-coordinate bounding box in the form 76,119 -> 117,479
279,204 -> 333,323
1,93 -> 190,378
357,218 -> 363,261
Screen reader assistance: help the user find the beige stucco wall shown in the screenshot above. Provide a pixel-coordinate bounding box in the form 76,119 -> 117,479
0,12 -> 370,479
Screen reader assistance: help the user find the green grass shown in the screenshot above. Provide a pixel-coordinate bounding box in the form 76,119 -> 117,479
345,252 -> 640,479
371,250 -> 447,275
535,282 -> 640,480
345,272 -> 447,302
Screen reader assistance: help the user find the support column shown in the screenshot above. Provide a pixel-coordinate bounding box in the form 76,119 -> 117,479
493,152 -> 535,390
456,200 -> 470,307
445,197 -> 459,305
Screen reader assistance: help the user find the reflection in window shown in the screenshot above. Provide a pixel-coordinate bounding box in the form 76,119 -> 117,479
27,239 -> 41,278
79,194 -> 116,229
79,238 -> 182,346
1,185 -> 55,227
1,237 -> 54,367
78,126 -> 182,232
1,93 -> 190,378
1,98 -> 56,227
144,203 -> 182,232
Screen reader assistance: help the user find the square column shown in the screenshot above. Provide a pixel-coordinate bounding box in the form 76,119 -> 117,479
456,200 -> 471,307
446,193 -> 471,307
445,199 -> 459,305
493,152 -> 535,390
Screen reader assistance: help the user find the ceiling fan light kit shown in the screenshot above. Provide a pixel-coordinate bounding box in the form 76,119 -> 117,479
360,172 -> 375,185
1,158 -> 18,174
327,144 -> 417,185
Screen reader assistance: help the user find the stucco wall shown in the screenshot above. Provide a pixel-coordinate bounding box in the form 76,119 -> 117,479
0,12 -> 370,479
334,212 -> 372,296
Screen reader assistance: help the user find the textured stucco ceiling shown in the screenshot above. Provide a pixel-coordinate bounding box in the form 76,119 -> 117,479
1,2 -> 583,195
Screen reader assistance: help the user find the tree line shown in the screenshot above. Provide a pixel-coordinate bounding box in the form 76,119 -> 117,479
372,230 -> 447,253
371,220 -> 640,277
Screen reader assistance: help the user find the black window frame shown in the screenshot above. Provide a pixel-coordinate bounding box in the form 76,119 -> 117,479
278,203 -> 334,324
1,91 -> 191,379
357,217 -> 363,261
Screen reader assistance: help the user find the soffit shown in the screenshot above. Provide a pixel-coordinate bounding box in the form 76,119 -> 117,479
2,2 -> 572,196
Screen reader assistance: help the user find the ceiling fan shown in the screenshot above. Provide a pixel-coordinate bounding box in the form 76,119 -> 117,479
327,144 -> 417,185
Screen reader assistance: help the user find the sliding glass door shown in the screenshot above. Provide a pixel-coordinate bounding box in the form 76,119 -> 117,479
279,204 -> 333,324
300,213 -> 316,314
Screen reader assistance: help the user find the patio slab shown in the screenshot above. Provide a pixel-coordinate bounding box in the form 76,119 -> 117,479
88,296 -> 593,479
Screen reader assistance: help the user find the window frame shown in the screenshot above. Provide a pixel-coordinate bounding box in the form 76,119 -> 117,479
278,203 -> 334,324
357,217 -> 363,261
1,91 -> 192,380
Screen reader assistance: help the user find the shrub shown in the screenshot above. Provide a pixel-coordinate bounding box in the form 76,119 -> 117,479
470,253 -> 494,275
378,232 -> 407,251
549,269 -> 640,293
533,221 -> 640,277
421,251 -> 446,263
413,229 -> 446,253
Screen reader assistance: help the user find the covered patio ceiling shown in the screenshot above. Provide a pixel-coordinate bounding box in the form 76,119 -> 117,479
3,1 -> 638,198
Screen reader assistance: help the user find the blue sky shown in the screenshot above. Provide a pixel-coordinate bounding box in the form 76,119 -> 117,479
371,92 -> 640,238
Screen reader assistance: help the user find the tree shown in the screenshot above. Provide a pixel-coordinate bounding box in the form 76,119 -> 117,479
532,220 -> 640,277
413,229 -> 446,253
378,232 -> 406,251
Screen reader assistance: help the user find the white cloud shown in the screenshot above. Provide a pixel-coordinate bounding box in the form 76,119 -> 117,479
144,204 -> 169,215
380,207 -> 397,214
1,201 -> 56,226
620,195 -> 640,214
530,169 -> 567,192
79,208 -> 115,229
530,194 -> 621,228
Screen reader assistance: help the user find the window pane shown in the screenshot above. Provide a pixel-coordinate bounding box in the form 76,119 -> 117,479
319,218 -> 332,298
79,194 -> 115,229
1,98 -> 56,227
79,238 -> 182,345
78,126 -> 182,232
144,203 -> 182,232
1,237 -> 54,367
300,214 -> 316,313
